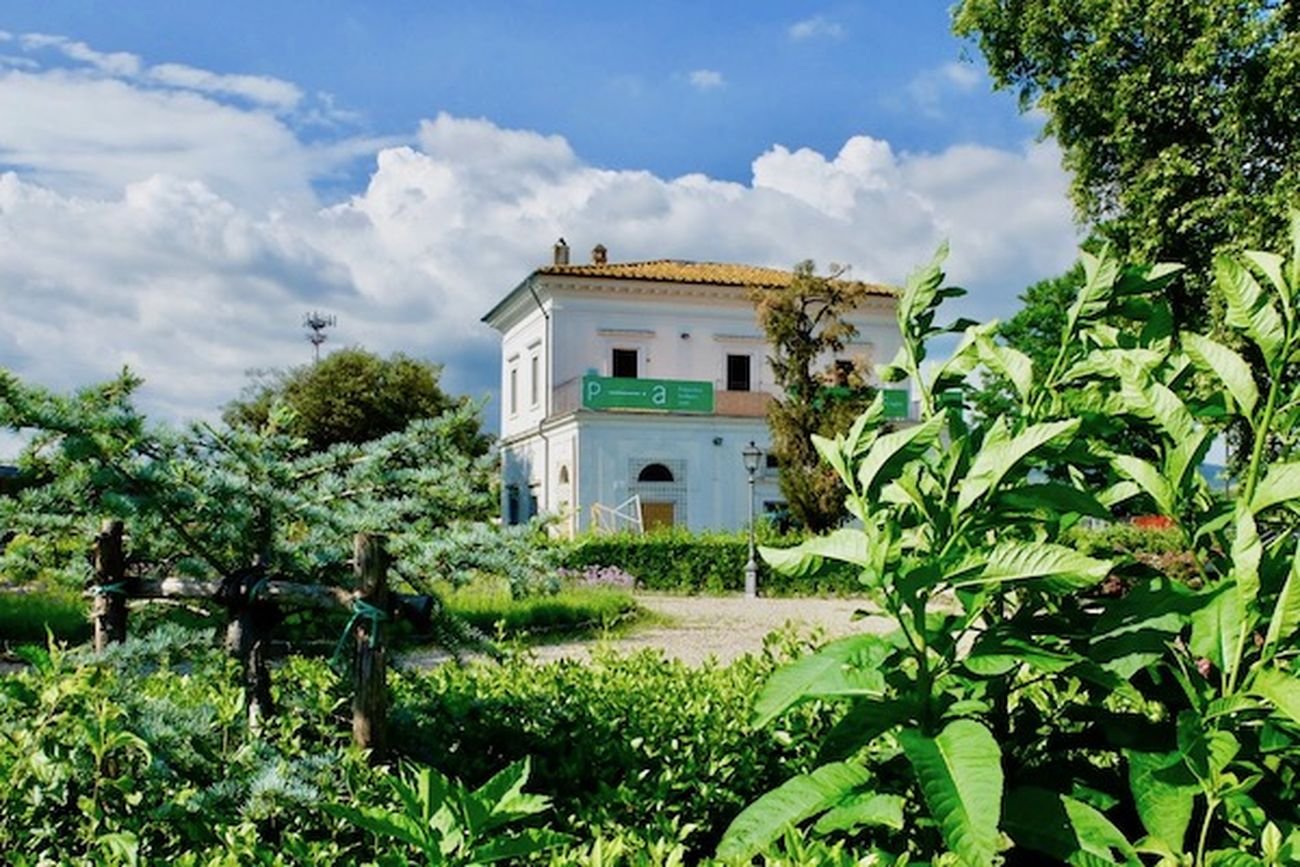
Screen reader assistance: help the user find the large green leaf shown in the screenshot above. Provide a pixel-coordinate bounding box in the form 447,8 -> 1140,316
1229,504 -> 1262,612
956,419 -> 1079,515
1252,669 -> 1300,727
1175,712 -> 1239,785
965,633 -> 1079,676
1264,544 -> 1300,654
1116,367 -> 1195,445
1183,333 -> 1259,416
975,334 -> 1033,404
1125,750 -> 1196,853
759,528 -> 868,578
1164,428 -> 1212,495
1110,454 -> 1176,516
1190,586 -> 1245,676
1216,254 -> 1286,366
992,482 -> 1110,519
715,762 -> 871,861
1003,786 -> 1138,866
856,413 -> 945,498
816,697 -> 917,763
812,791 -> 905,834
471,829 -> 575,864
1250,462 -> 1300,514
1243,249 -> 1291,314
470,758 -> 550,834
751,633 -> 888,727
1066,246 -> 1121,336
900,719 -> 1004,867
948,541 -> 1111,591
898,242 -> 950,328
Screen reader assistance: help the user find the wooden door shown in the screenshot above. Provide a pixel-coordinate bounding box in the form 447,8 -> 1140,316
641,501 -> 675,531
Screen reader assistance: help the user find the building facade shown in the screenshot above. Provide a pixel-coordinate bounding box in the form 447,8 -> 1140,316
481,241 -> 903,536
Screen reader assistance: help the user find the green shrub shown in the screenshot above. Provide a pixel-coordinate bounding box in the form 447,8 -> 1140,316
0,623 -> 835,863
392,630 -> 836,856
1067,522 -> 1201,584
558,526 -> 864,595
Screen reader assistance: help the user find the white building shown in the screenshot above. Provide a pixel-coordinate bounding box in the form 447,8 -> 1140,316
481,240 -> 903,536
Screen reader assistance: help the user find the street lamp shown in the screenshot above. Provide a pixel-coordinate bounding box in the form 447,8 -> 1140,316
741,440 -> 762,598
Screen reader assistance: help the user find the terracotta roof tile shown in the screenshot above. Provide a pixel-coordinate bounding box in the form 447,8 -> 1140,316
536,259 -> 895,296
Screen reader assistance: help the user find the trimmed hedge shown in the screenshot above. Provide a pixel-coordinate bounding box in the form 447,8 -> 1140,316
557,526 -> 864,596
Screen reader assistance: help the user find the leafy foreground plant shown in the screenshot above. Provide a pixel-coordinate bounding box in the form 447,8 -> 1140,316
719,218 -> 1300,866
324,759 -> 572,865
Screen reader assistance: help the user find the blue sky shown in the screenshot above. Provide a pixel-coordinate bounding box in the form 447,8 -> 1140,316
0,3 -> 1080,441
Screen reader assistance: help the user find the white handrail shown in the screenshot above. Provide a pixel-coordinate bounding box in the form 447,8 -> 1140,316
590,494 -> 644,534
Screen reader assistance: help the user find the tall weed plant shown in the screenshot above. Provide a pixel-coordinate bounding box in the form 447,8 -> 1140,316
719,218 -> 1300,866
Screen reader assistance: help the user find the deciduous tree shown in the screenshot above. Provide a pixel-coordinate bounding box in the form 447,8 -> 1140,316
954,0 -> 1300,328
224,347 -> 490,456
753,262 -> 876,533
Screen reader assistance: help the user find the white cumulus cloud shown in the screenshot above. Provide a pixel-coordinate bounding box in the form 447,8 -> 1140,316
788,16 -> 845,41
688,69 -> 725,91
0,37 -> 1080,447
906,61 -> 984,118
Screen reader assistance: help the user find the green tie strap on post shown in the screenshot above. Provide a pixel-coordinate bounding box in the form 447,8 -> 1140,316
332,598 -> 389,666
247,575 -> 270,602
91,582 -> 129,596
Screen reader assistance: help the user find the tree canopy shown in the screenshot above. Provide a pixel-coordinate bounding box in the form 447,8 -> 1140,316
224,347 -> 490,456
753,262 -> 877,533
954,0 -> 1300,327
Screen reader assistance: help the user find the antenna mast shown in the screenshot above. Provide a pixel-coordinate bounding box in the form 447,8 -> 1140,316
303,311 -> 336,363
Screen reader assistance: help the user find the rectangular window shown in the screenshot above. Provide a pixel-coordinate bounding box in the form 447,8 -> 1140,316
530,355 -> 540,407
509,367 -> 518,415
612,348 -> 638,378
765,452 -> 780,470
506,485 -> 520,525
726,354 -> 751,391
834,359 -> 855,385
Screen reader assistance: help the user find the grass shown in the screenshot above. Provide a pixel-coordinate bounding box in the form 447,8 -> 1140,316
0,586 -> 90,646
440,578 -> 643,640
0,578 -> 644,649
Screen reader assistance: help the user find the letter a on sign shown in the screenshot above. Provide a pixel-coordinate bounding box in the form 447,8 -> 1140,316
652,385 -> 667,406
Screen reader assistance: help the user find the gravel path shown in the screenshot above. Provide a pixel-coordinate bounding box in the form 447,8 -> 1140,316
499,593 -> 894,667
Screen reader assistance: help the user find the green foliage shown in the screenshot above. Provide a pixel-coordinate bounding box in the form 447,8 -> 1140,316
971,263 -> 1083,420
323,759 -> 572,865
752,261 -> 880,532
393,632 -> 836,857
0,627 -> 584,865
0,369 -> 499,591
0,587 -> 88,644
224,347 -> 490,456
558,526 -> 864,596
721,223 -> 1300,865
953,0 -> 1300,329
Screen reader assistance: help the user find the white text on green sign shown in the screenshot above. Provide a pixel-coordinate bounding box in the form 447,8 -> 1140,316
582,376 -> 715,413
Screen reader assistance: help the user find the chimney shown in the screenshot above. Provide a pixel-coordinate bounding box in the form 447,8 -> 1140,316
553,238 -> 570,266
592,243 -> 607,265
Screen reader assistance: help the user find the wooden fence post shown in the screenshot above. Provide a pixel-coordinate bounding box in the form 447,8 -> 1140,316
89,519 -> 127,651
352,533 -> 389,759
224,569 -> 277,728
222,516 -> 277,728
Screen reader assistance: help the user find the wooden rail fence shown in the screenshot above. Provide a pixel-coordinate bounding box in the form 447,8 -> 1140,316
86,518 -> 434,760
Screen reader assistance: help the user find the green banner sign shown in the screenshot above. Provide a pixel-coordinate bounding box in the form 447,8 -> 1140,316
582,375 -> 714,413
882,388 -> 910,420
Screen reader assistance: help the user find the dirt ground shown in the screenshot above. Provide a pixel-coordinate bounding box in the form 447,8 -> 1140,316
486,593 -> 894,667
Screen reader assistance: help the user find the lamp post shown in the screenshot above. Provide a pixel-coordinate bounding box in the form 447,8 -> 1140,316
741,440 -> 762,599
